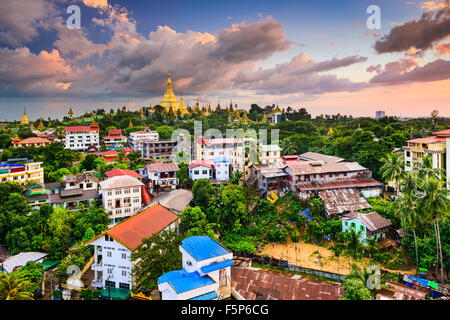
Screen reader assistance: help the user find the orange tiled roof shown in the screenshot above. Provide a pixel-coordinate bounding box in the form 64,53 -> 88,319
107,203 -> 178,251
17,137 -> 51,144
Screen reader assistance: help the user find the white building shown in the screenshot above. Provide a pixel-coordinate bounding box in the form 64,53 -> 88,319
139,162 -> 179,192
84,203 -> 179,296
0,159 -> 44,184
64,123 -> 100,151
259,144 -> 281,164
99,175 -> 144,225
141,139 -> 177,162
103,129 -> 127,147
189,160 -> 214,181
158,236 -> 233,300
129,127 -> 159,152
213,156 -> 230,181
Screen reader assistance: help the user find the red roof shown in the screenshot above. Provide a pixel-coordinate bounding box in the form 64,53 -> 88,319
66,126 -> 99,132
433,129 -> 450,136
122,147 -> 133,153
16,137 -> 52,144
103,135 -> 126,140
108,129 -> 123,136
107,203 -> 178,251
101,150 -> 119,156
105,168 -> 143,179
145,162 -> 179,173
189,160 -> 214,169
407,136 -> 446,144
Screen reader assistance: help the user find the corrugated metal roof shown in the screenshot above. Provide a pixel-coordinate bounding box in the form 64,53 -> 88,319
2,252 -> 48,273
299,152 -> 345,164
319,188 -> 371,216
298,179 -> 383,191
181,236 -> 230,262
287,161 -> 367,176
158,270 -> 215,294
201,259 -> 234,274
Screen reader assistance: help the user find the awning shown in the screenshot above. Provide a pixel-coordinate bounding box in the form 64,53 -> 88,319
100,287 -> 131,300
41,259 -> 60,271
201,259 -> 234,274
189,291 -> 218,300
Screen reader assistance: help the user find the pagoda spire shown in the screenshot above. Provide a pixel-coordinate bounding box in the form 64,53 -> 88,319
128,119 -> 133,129
68,107 -> 74,119
20,107 -> 29,125
37,118 -> 45,131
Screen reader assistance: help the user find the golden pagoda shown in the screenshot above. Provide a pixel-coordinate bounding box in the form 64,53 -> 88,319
89,120 -> 99,129
274,105 -> 282,113
127,120 -> 133,129
160,73 -> 189,115
37,118 -> 45,131
13,135 -> 21,144
326,127 -> 334,136
178,93 -> 188,115
262,113 -> 268,122
68,107 -> 74,119
31,123 -> 35,130
193,101 -> 200,114
20,108 -> 29,125
216,101 -> 222,112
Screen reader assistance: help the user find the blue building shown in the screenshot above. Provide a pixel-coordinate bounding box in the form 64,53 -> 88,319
158,236 -> 234,300
341,212 -> 392,244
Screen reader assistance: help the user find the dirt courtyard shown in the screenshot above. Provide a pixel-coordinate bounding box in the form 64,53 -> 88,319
261,241 -> 416,276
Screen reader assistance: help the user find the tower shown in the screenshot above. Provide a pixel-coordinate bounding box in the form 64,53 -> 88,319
20,108 -> 29,125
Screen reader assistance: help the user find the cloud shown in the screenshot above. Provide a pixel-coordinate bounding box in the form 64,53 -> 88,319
81,0 -> 108,9
210,18 -> 291,63
370,59 -> 450,84
435,41 -> 450,54
0,0 -> 57,47
407,1 -> 449,10
374,6 -> 450,54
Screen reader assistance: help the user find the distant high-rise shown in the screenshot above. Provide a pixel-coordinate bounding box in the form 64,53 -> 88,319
375,110 -> 385,119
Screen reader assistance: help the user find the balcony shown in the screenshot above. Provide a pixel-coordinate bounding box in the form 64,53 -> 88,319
91,260 -> 103,271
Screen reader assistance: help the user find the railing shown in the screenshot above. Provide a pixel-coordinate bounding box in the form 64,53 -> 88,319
232,250 -> 346,282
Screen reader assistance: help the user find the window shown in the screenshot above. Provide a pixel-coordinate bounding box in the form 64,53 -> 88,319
186,260 -> 192,266
133,187 -> 139,193
115,189 -> 122,195
202,170 -> 207,175
107,268 -> 113,274
107,190 -> 112,196
122,270 -> 127,277
121,253 -> 127,259
194,170 -> 199,175
133,197 -> 139,203
119,283 -> 130,290
105,280 -> 115,288
124,188 -> 130,194
107,251 -> 112,257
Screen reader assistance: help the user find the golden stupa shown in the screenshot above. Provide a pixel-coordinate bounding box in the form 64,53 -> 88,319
37,118 -> 45,131
160,73 -> 189,115
128,120 -> 133,129
68,107 -> 74,118
274,105 -> 282,113
20,108 -> 29,125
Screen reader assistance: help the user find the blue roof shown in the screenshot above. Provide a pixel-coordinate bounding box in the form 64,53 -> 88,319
213,156 -> 228,163
181,236 -> 230,262
158,270 -> 214,294
201,259 -> 234,274
189,291 -> 218,300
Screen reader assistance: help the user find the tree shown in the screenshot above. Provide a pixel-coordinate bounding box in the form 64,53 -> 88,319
380,153 -> 405,196
420,178 -> 449,282
180,206 -> 215,237
344,228 -> 364,268
176,163 -> 193,188
0,134 -> 12,149
18,261 -> 44,294
341,278 -> 373,300
0,272 -> 34,300
131,229 -> 184,291
229,170 -> 243,185
347,263 -> 390,298
192,179 -> 215,210
81,154 -> 98,171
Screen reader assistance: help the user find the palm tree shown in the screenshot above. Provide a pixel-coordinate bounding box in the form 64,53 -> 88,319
0,272 -> 34,300
417,154 -> 444,183
365,237 -> 379,259
280,138 -> 296,156
348,263 -> 391,298
419,178 -> 449,282
400,170 -> 419,197
380,153 -> 405,197
230,170 -> 243,185
394,194 -> 420,274
344,228 -> 364,269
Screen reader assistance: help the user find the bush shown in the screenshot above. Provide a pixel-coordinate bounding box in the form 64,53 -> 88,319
266,227 -> 288,243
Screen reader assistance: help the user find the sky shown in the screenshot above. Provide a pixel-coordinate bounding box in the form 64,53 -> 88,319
0,0 -> 449,121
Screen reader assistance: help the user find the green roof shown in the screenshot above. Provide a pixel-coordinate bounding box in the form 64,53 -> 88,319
100,287 -> 130,300
41,259 -> 60,270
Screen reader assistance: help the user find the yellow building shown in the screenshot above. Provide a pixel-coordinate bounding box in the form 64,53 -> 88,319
0,161 -> 44,184
159,73 -> 189,115
403,129 -> 450,189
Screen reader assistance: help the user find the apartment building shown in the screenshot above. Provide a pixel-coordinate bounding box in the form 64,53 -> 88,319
403,130 -> 449,189
64,122 -> 100,151
99,175 -> 144,225
139,162 -> 179,192
189,160 -> 214,181
129,127 -> 159,152
49,173 -> 99,210
259,144 -> 282,164
0,159 -> 44,184
141,140 -> 177,162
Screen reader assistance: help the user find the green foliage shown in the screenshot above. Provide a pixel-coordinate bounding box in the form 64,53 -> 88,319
17,261 -> 44,293
192,179 -> 214,210
341,278 -> 373,300
132,229 -> 184,291
80,288 -> 101,300
180,206 -> 215,238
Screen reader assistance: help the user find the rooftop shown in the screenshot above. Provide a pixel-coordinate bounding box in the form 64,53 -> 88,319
181,236 -> 231,262
189,160 -> 214,169
105,203 -> 179,251
287,160 -> 367,175
15,137 -> 52,144
1,252 -> 48,273
105,168 -> 143,179
297,178 -> 382,191
99,175 -> 144,190
156,189 -> 193,213
145,162 -> 179,173
66,126 -> 99,132
158,270 -> 215,294
319,188 -> 372,216
407,136 -> 446,144
343,211 -> 392,231
299,152 -> 346,164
